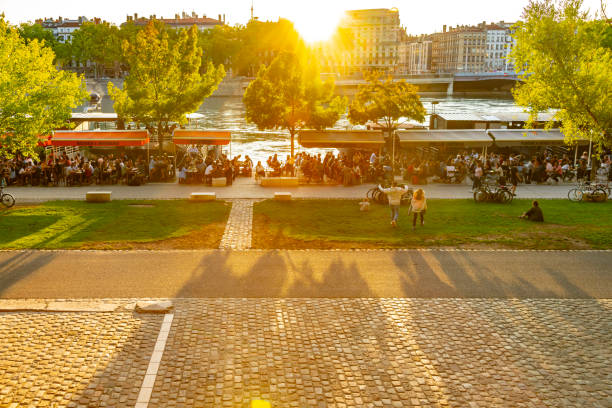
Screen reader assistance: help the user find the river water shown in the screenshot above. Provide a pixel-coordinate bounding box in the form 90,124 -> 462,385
102,95 -> 523,164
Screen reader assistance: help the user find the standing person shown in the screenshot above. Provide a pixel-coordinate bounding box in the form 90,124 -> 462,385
411,188 -> 427,231
379,181 -> 408,228
510,165 -> 520,196
473,161 -> 483,191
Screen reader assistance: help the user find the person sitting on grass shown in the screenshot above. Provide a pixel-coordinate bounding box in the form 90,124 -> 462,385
519,200 -> 544,222
379,181 -> 408,228
411,188 -> 427,230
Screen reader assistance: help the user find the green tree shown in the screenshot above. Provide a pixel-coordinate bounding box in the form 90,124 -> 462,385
243,51 -> 346,157
510,0 -> 612,150
19,23 -> 56,46
71,22 -> 122,78
234,19 -> 305,77
108,22 -> 225,152
18,22 -> 72,66
348,72 -> 426,170
198,24 -> 242,70
0,16 -> 87,159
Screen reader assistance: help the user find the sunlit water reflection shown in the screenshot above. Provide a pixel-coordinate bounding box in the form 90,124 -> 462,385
101,95 -> 523,164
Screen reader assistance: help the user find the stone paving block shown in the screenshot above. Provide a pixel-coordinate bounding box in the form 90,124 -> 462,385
0,300 -> 47,311
135,301 -> 173,314
46,301 -> 120,312
219,199 -> 257,250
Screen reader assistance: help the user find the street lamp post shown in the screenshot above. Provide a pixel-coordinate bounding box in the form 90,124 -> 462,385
431,101 -> 439,129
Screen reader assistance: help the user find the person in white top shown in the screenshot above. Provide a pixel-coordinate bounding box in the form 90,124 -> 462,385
410,189 -> 427,231
379,182 -> 408,228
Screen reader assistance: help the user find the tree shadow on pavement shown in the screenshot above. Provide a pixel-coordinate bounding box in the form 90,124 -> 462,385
0,251 -> 56,297
389,250 -> 611,407
284,256 -> 373,297
175,250 -> 288,298
65,313 -> 162,407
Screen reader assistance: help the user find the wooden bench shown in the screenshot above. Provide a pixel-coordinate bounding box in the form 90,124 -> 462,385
86,191 -> 111,202
190,192 -> 216,201
274,192 -> 292,201
212,177 -> 227,187
260,177 -> 299,187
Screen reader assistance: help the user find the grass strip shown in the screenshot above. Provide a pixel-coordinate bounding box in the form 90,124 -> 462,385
0,200 -> 230,249
253,199 -> 612,250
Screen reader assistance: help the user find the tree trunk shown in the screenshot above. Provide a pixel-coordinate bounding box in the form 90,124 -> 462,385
390,129 -> 395,175
290,131 -> 295,158
158,122 -> 164,154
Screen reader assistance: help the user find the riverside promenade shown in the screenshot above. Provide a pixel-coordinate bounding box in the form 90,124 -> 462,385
1,249 -> 611,407
2,179 -> 610,407
5,177 -> 575,202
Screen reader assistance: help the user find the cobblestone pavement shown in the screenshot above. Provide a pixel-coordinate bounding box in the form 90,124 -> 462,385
219,200 -> 257,250
0,309 -> 162,407
5,177 -> 579,202
0,298 -> 610,407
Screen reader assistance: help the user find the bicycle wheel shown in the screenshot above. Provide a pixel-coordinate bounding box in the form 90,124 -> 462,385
473,190 -> 487,202
591,188 -> 608,202
366,188 -> 377,200
1,193 -> 15,208
567,188 -> 583,202
500,190 -> 513,204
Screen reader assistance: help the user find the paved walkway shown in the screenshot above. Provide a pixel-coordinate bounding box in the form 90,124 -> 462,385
4,177 -> 579,202
0,298 -> 610,407
219,200 -> 257,250
1,250 -> 610,299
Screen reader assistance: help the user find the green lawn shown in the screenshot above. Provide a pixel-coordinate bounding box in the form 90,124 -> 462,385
0,200 -> 230,249
253,199 -> 612,249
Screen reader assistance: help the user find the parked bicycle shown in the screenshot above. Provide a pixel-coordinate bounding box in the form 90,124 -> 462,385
1,180 -> 15,208
568,181 -> 608,202
367,184 -> 413,205
473,183 -> 513,203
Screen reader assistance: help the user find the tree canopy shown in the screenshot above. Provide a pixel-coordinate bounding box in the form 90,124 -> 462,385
510,0 -> 612,150
70,22 -> 122,78
0,16 -> 87,159
348,72 -> 426,132
108,22 -> 225,151
243,51 -> 346,157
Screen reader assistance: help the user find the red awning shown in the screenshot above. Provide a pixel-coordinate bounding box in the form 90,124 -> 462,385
172,129 -> 231,145
50,130 -> 149,146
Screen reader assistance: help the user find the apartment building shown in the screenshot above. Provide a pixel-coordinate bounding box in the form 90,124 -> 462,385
338,8 -> 401,75
35,16 -> 90,43
126,12 -> 225,32
484,21 -> 516,72
431,24 -> 487,73
398,35 -> 432,75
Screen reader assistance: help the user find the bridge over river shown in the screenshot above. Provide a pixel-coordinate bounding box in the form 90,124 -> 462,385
86,72 -> 522,98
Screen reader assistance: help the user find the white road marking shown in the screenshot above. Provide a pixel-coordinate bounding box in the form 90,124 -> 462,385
135,313 -> 174,408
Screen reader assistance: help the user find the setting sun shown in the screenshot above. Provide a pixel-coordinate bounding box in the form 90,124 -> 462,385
292,9 -> 344,43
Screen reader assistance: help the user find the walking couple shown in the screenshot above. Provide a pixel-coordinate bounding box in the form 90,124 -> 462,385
379,182 -> 427,230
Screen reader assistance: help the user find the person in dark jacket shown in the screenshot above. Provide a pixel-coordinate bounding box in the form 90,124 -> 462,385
519,200 -> 544,222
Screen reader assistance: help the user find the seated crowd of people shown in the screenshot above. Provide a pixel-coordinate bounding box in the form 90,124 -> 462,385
400,150 -> 612,188
3,147 -> 610,189
177,152 -> 253,185
1,153 -> 149,186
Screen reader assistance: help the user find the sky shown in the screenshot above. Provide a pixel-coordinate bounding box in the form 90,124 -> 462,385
0,0 -> 608,42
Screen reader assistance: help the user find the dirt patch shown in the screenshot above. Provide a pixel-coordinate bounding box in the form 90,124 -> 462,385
79,222 -> 227,250
127,204 -> 155,208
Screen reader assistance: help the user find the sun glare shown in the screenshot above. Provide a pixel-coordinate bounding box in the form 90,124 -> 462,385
293,11 -> 343,44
